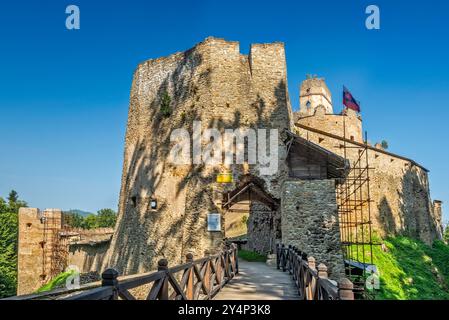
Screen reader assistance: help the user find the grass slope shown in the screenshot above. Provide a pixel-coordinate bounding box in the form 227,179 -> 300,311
36,271 -> 77,293
238,249 -> 267,262
373,237 -> 449,300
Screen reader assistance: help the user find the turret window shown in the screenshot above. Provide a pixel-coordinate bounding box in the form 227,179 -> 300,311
306,101 -> 311,108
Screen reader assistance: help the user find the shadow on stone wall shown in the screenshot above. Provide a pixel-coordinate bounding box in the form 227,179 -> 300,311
105,42 -> 291,275
399,167 -> 438,244
378,197 -> 397,236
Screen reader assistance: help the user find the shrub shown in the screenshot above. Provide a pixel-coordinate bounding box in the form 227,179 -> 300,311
160,91 -> 172,117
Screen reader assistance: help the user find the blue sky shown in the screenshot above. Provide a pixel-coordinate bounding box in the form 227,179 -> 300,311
0,0 -> 448,222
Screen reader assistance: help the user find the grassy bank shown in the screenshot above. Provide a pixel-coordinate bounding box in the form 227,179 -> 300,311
238,249 -> 267,262
371,237 -> 449,299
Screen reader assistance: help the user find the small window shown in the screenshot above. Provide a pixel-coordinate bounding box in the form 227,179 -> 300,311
375,154 -> 379,159
26,223 -> 32,229
131,196 -> 137,208
306,88 -> 311,93
319,137 -> 324,143
350,136 -> 354,141
306,101 -> 311,108
150,199 -> 157,210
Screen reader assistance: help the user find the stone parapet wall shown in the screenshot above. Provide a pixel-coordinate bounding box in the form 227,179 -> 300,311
297,108 -> 363,143
281,179 -> 345,280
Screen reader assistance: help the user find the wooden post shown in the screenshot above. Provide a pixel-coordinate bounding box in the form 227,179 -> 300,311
281,244 -> 286,271
186,253 -> 194,300
307,256 -> 316,270
307,257 -> 316,300
235,244 -> 239,275
101,268 -> 119,300
317,263 -> 328,279
204,251 -> 211,298
276,244 -> 281,270
157,259 -> 169,300
339,278 -> 355,300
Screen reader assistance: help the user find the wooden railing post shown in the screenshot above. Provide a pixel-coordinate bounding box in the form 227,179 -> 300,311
157,259 -> 169,300
338,278 -> 355,300
204,250 -> 211,298
281,244 -> 286,271
276,244 -> 281,270
317,263 -> 328,279
306,257 -> 316,300
288,245 -> 293,273
233,244 -> 239,275
101,268 -> 119,300
307,256 -> 316,270
186,253 -> 194,300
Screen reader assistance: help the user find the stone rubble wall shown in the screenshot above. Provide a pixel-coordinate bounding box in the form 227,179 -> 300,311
281,179 -> 346,280
297,107 -> 363,143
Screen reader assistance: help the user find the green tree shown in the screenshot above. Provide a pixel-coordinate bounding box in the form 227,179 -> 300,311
7,190 -> 18,204
444,224 -> 449,243
5,190 -> 27,213
0,190 -> 27,298
160,91 -> 172,117
0,198 -> 8,214
81,214 -> 99,230
381,140 -> 389,150
0,211 -> 18,298
63,212 -> 84,228
96,209 -> 117,228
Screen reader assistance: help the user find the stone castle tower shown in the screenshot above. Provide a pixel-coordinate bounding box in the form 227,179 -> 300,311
102,37 -> 293,275
298,76 -> 333,116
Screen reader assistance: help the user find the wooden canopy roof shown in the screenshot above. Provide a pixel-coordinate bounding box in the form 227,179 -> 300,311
285,130 -> 349,180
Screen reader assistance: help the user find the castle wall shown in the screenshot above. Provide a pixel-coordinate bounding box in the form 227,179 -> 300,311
295,124 -> 442,244
103,37 -> 292,275
65,228 -> 113,273
68,242 -> 110,274
297,108 -> 363,143
17,208 -> 62,295
281,179 -> 345,279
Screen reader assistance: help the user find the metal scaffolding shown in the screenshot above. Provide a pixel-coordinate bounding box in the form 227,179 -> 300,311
337,118 -> 376,299
40,211 -> 69,284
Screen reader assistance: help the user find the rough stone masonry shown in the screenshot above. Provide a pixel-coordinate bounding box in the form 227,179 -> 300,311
100,37 -> 442,278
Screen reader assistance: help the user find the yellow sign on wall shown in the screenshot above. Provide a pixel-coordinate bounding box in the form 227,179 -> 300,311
216,173 -> 233,183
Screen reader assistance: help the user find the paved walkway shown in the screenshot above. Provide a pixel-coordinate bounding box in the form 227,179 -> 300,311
214,261 -> 299,300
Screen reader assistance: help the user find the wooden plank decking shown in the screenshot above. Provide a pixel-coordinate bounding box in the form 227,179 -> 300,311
214,261 -> 299,300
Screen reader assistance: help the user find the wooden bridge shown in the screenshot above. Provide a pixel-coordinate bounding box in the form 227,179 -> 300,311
4,244 -> 354,300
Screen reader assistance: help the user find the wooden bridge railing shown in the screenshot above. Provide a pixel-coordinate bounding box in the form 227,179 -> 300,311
6,244 -> 238,300
276,244 -> 354,300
